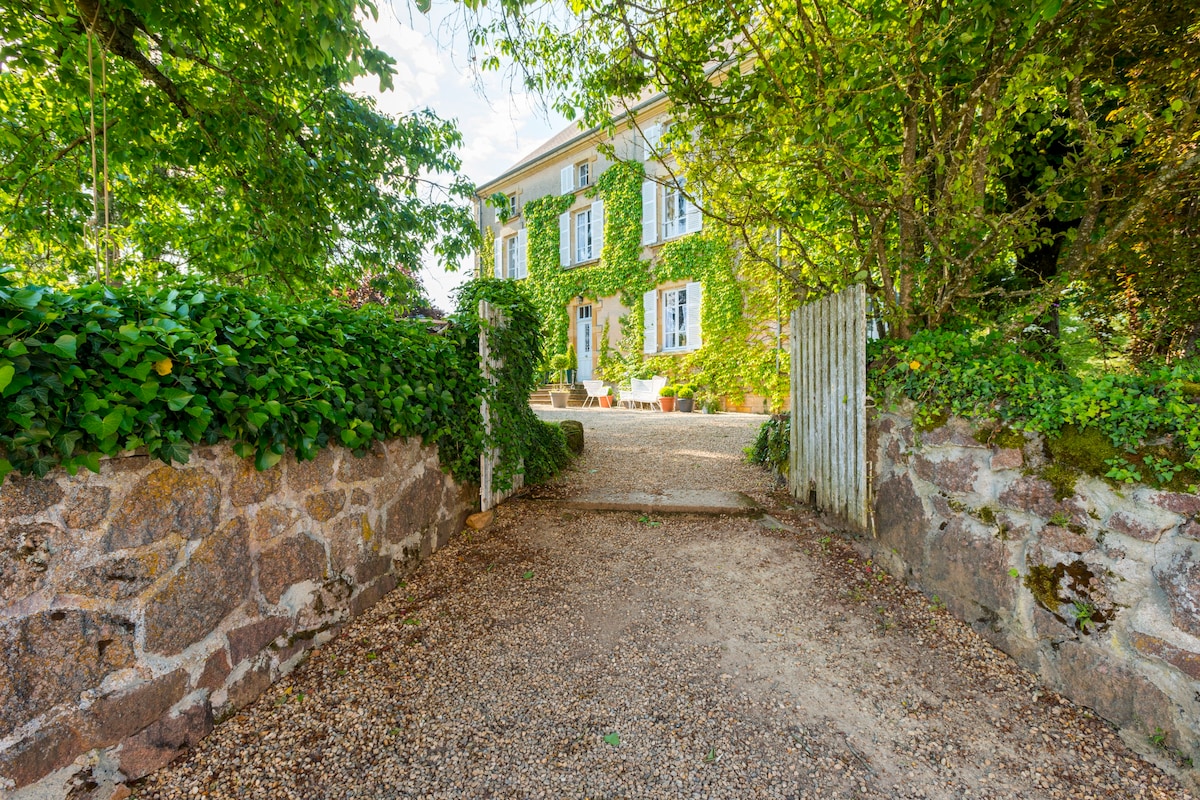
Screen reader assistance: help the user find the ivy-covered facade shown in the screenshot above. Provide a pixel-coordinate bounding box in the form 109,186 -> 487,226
475,97 -> 789,412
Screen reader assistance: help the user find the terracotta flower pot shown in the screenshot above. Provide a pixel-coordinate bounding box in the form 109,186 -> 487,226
599,394 -> 613,408
659,396 -> 676,412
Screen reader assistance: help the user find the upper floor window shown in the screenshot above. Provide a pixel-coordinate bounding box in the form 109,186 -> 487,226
558,200 -> 604,268
575,207 -> 594,263
493,229 -> 526,280
641,178 -> 702,246
504,193 -> 518,219
663,181 -> 690,240
577,161 -> 590,188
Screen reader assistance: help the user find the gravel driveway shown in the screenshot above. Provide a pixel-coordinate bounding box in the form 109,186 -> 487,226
135,408 -> 1192,799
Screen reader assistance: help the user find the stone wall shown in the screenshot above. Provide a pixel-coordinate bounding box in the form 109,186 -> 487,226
867,408 -> 1200,774
0,438 -> 473,798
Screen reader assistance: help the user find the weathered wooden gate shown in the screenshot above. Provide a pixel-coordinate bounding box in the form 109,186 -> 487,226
478,300 -> 524,511
788,284 -> 869,529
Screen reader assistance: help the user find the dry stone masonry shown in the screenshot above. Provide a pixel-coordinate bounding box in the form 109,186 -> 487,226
0,438 -> 472,798
867,408 -> 1200,773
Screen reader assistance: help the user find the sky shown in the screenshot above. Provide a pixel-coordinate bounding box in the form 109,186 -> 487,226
352,2 -> 571,312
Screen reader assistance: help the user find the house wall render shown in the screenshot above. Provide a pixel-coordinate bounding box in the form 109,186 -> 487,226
867,408 -> 1200,775
0,440 -> 472,798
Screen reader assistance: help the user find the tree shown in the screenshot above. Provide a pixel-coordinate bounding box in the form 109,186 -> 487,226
1,0 -> 477,303
464,0 -> 1199,345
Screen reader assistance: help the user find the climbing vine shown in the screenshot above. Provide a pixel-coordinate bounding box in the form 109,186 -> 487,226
514,159 -> 789,409
521,192 -> 576,358
480,234 -> 495,280
454,277 -> 570,490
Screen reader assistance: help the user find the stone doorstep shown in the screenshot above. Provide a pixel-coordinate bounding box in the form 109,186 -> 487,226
534,488 -> 761,516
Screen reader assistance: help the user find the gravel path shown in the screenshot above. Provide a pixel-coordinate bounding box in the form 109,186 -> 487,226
134,407 -> 1193,799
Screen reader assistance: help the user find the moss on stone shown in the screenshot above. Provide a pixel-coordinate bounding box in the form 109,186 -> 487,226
1040,463 -> 1081,502
977,505 -> 997,525
914,407 -> 951,434
1179,381 -> 1200,399
1046,424 -> 1119,478
1023,564 -> 1063,613
974,423 -> 1026,450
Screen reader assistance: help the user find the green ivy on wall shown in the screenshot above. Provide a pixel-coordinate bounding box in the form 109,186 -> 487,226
645,231 -> 788,408
520,192 -> 576,358
479,234 -> 495,281
514,159 -> 789,409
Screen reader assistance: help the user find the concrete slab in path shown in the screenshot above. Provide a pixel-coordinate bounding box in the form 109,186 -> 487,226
534,488 -> 760,516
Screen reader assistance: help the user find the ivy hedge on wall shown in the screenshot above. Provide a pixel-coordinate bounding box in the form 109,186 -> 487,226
454,277 -> 570,490
869,329 -> 1200,490
515,159 -> 789,408
0,266 -> 564,489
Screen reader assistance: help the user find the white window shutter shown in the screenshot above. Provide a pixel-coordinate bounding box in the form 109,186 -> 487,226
560,165 -> 574,194
517,228 -> 528,279
592,200 -> 604,257
686,282 -> 703,350
559,212 -> 571,267
493,236 -> 503,279
643,289 -> 658,354
641,180 -> 657,245
643,123 -> 662,161
686,198 -> 703,233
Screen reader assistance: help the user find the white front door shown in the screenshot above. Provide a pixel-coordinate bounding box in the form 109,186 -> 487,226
576,305 -> 593,381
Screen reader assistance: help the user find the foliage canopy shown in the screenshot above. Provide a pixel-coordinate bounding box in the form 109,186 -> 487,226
464,0 -> 1200,357
1,0 -> 477,302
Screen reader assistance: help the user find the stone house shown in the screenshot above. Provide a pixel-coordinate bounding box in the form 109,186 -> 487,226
475,94 -> 786,412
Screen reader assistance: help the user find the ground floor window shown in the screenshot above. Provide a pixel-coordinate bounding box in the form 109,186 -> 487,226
663,287 -> 688,351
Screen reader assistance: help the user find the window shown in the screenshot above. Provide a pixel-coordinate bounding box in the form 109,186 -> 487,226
663,182 -> 689,240
663,287 -> 688,351
494,229 -> 526,279
505,193 -> 518,218
505,235 -> 520,279
643,282 -> 703,354
642,179 -> 702,245
575,208 -> 593,262
561,201 -> 603,267
577,162 -> 590,188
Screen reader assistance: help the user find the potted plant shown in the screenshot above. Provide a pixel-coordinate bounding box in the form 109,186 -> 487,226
659,384 -> 677,412
548,353 -> 571,408
676,385 -> 695,413
565,344 -> 578,386
599,386 -> 614,408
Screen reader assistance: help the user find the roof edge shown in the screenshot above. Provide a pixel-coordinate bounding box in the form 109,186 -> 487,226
475,91 -> 668,196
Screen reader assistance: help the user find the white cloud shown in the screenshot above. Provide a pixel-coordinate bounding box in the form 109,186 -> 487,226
353,2 -> 567,312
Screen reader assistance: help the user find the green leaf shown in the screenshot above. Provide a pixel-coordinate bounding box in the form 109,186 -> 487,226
99,409 -> 123,439
603,733 -> 620,747
255,449 -> 283,470
162,388 -> 194,411
44,334 -> 78,359
134,381 -> 160,403
11,287 -> 44,309
0,458 -> 12,484
0,364 -> 13,392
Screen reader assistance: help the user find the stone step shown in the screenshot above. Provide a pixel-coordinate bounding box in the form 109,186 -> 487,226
529,385 -> 589,407
527,488 -> 762,516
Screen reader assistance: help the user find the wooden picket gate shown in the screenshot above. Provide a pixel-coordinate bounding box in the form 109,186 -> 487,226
478,300 -> 523,511
788,284 -> 869,529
